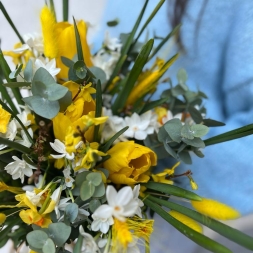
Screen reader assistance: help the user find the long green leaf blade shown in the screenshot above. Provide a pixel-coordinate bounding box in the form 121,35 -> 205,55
144,198 -> 232,253
111,39 -> 154,114
63,0 -> 69,21
73,17 -> 84,62
0,137 -> 31,154
148,195 -> 253,250
93,80 -> 102,142
204,124 -> 253,146
0,2 -> 24,43
143,181 -> 202,201
104,0 -> 149,91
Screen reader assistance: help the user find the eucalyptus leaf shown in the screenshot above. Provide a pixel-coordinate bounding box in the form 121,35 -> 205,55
46,83 -> 68,101
24,59 -> 33,81
164,118 -> 182,142
23,96 -> 60,119
86,172 -> 102,186
89,66 -> 107,84
177,68 -> 188,84
89,199 -> 101,213
188,106 -> 203,124
65,203 -> 79,223
74,61 -> 87,79
75,171 -> 90,187
182,137 -> 205,148
93,181 -> 105,198
163,141 -> 178,159
178,151 -> 192,164
58,90 -> 72,111
181,123 -> 194,139
157,126 -> 168,142
61,56 -> 75,68
27,230 -> 48,249
190,124 -> 209,138
32,67 -> 55,86
42,238 -> 55,253
32,81 -> 48,98
48,222 -> 71,246
202,118 -> 226,127
80,181 -> 95,201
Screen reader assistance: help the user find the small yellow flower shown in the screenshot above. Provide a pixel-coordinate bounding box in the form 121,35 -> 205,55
0,181 -> 24,194
0,213 -> 6,225
103,141 -> 157,185
169,210 -> 202,233
0,105 -> 11,133
191,198 -> 240,220
190,179 -> 198,190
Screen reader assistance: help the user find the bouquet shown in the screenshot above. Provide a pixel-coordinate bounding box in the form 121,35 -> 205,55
0,1 -> 253,252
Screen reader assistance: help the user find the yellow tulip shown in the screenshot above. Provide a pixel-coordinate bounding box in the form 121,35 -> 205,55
103,141 -> 157,185
0,105 -> 11,133
0,213 -> 6,225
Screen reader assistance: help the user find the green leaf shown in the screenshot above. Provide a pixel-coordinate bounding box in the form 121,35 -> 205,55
80,181 -> 95,201
143,181 -> 202,201
92,182 -> 105,198
73,234 -> 83,253
61,56 -> 74,68
204,124 -> 253,146
65,203 -> 79,223
27,230 -> 48,249
171,84 -> 186,96
202,119 -> 225,127
157,126 -> 169,142
89,199 -> 101,213
111,39 -> 154,113
188,106 -> 203,124
163,141 -> 178,159
178,150 -> 192,164
9,64 -> 23,79
93,80 -> 102,142
190,124 -> 209,138
86,172 -> 102,186
24,59 -> 33,81
45,83 -> 68,101
149,195 -> 253,251
2,82 -> 31,88
164,118 -> 182,142
181,123 -> 194,139
0,136 -> 31,154
23,96 -> 60,119
33,67 -> 55,86
177,68 -> 188,84
99,126 -> 129,152
182,137 -> 205,148
32,81 -> 48,98
74,61 -> 87,79
144,198 -> 232,253
75,171 -> 90,187
73,17 -> 84,62
42,238 -> 55,253
0,2 -> 25,43
139,97 -> 167,114
63,0 -> 69,21
48,222 -> 71,246
104,0 -> 149,91
58,90 -> 72,111
89,66 -> 107,85
107,18 -> 120,27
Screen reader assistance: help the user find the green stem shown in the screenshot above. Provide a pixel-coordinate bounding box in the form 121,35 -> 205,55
0,82 -> 18,114
63,0 -> 69,21
0,2 -> 24,43
0,137 -> 31,154
49,0 -> 57,21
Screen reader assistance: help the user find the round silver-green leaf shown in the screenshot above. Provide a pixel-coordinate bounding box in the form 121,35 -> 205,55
27,230 -> 48,249
42,238 -> 55,253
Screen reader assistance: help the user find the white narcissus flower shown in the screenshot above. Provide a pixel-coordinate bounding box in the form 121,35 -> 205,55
4,156 -> 36,183
0,120 -> 17,150
50,139 -> 74,160
78,225 -> 100,253
133,185 -> 144,218
16,128 -> 33,148
34,58 -> 61,78
63,166 -> 75,188
124,111 -> 156,140
91,204 -> 114,233
91,185 -> 139,233
103,31 -> 122,51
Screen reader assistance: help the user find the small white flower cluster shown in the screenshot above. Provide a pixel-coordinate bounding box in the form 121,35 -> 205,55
102,108 -> 159,142
13,32 -> 60,79
92,32 -> 122,80
91,184 -> 143,234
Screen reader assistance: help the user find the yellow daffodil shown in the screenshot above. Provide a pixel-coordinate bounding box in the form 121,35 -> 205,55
103,141 -> 157,185
0,213 -> 6,225
0,181 -> 24,194
169,210 -> 203,233
191,198 -> 240,220
0,105 -> 11,133
126,55 -> 178,106
19,209 -> 51,228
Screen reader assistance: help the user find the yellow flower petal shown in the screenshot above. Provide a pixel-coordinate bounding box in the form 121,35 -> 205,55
191,198 -> 240,220
169,210 -> 203,233
0,213 -> 6,225
0,105 -> 11,133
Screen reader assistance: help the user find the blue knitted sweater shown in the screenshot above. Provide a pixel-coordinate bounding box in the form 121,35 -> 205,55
94,0 -> 253,215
